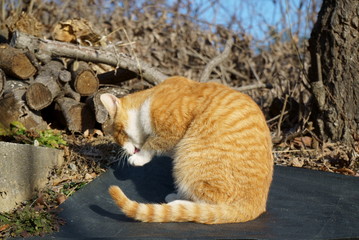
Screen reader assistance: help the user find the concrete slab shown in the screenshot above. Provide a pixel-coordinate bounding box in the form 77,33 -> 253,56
0,141 -> 63,212
33,157 -> 359,239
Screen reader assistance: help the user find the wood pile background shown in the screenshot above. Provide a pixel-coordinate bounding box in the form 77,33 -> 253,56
0,42 -> 94,132
0,22 -> 144,133
0,10 -> 311,136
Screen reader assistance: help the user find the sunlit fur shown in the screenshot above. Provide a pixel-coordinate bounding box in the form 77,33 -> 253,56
102,76 -> 273,224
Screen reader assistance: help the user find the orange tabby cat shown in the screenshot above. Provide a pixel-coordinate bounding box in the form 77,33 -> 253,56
101,76 -> 273,224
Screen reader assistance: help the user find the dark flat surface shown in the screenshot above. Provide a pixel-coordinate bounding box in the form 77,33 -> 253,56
39,157 -> 359,239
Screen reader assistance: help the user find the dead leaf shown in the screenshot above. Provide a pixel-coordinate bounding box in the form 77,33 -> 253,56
52,176 -> 77,186
52,18 -> 102,46
293,136 -> 312,148
85,172 -> 96,180
291,158 -> 304,168
83,129 -> 90,138
57,194 -> 67,205
0,224 -> 10,232
93,129 -> 103,137
5,12 -> 44,37
35,193 -> 47,207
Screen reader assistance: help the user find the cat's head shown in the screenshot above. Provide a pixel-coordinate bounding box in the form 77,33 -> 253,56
100,93 -> 140,155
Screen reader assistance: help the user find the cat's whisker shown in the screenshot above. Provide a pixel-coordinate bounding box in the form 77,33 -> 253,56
115,148 -> 130,169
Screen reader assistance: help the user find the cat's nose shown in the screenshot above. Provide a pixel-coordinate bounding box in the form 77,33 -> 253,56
134,147 -> 140,154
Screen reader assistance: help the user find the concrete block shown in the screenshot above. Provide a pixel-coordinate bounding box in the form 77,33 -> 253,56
0,141 -> 64,212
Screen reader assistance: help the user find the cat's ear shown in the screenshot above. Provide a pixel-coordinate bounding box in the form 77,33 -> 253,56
100,93 -> 120,119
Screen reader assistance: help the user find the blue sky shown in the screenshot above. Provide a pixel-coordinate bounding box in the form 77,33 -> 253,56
187,0 -> 320,42
110,0 -> 320,43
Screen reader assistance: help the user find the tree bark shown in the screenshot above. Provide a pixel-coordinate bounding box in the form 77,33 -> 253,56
4,79 -> 29,93
0,69 -> 5,97
308,0 -> 359,144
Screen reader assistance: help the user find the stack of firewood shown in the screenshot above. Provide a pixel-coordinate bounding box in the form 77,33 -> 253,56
0,13 -> 238,134
0,34 -> 151,133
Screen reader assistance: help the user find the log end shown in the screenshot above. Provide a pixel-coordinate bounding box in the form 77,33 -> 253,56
12,54 -> 37,79
74,70 -> 99,96
26,82 -> 52,110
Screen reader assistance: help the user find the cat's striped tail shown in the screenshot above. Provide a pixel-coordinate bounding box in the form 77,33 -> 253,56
109,185 -> 262,224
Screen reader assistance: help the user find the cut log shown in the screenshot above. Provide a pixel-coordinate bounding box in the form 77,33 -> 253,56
87,88 -> 128,124
25,82 -> 53,110
43,60 -> 71,83
0,87 -> 47,131
101,118 -> 113,136
58,69 -> 72,83
25,60 -> 71,111
0,44 -> 36,79
88,90 -> 109,124
63,83 -> 81,102
0,69 -> 5,98
55,97 -> 95,132
4,79 -> 29,93
98,68 -> 137,85
87,88 -> 129,135
70,61 -> 99,96
26,73 -> 62,111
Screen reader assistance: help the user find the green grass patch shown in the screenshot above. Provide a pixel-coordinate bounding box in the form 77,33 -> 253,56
0,121 -> 67,149
0,204 -> 63,238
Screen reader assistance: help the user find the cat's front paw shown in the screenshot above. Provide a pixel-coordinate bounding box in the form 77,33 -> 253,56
128,154 -> 151,167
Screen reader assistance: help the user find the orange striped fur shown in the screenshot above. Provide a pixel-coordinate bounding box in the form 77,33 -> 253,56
101,76 -> 273,224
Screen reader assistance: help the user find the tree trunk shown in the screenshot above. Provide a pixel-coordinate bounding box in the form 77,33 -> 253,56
308,0 -> 359,144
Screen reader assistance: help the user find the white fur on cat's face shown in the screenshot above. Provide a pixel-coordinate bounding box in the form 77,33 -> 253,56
101,93 -> 155,166
122,99 -> 153,154
122,101 -> 155,166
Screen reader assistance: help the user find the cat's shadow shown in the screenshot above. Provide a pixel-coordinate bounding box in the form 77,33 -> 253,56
110,156 -> 176,203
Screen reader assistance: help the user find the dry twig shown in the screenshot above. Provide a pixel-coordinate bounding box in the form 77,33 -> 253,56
199,37 -> 234,82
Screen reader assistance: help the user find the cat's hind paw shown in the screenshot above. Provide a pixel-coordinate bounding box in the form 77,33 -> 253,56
165,193 -> 179,203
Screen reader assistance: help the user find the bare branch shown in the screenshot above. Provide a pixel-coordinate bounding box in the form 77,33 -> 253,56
10,31 -> 168,85
199,36 -> 234,82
